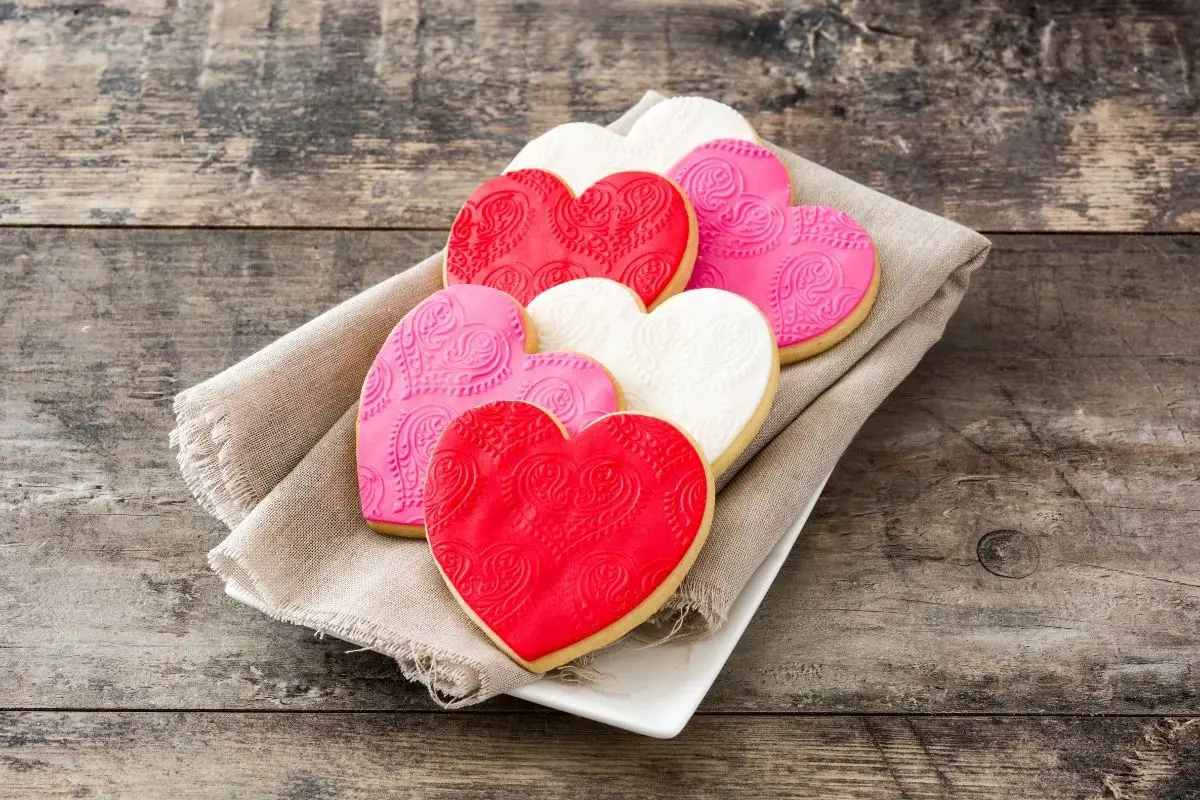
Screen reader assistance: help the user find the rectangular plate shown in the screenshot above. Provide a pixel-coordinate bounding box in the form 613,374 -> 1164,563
508,474 -> 829,738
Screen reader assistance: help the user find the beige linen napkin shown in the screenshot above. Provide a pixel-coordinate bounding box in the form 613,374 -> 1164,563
172,91 -> 991,705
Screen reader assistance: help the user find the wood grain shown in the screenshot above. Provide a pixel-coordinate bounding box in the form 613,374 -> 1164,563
3,1 -> 1196,791
1,0 -> 1197,231
2,229 -> 1196,714
3,711 -> 1189,799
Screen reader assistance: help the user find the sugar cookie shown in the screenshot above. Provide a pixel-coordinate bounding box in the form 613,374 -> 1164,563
527,278 -> 778,476
444,168 -> 697,309
356,285 -> 621,537
506,96 -> 758,193
425,400 -> 714,673
669,139 -> 880,363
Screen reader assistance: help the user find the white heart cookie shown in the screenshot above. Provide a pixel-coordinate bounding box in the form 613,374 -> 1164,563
527,278 -> 779,476
506,96 -> 758,193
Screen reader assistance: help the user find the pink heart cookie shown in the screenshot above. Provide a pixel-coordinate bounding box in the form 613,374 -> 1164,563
669,139 -> 879,363
356,284 -> 621,537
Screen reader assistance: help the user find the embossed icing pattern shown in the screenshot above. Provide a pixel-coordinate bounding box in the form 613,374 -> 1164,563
425,401 -> 710,663
445,169 -> 693,307
669,139 -> 878,349
355,285 -> 619,531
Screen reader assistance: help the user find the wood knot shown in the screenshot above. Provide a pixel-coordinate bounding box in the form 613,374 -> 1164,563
976,529 -> 1039,579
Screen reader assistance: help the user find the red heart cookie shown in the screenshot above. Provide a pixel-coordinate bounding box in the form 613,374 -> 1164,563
444,169 -> 698,308
425,400 -> 714,673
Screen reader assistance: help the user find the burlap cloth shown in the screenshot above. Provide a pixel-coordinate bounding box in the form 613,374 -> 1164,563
171,91 -> 991,706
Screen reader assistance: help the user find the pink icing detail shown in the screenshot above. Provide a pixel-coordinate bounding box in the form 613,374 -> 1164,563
669,139 -> 878,349
356,284 -> 620,531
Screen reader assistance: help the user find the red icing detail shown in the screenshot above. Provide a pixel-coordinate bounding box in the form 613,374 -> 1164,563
445,169 -> 694,307
425,401 -> 710,664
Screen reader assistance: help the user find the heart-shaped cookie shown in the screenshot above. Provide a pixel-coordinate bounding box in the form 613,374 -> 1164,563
444,169 -> 697,309
668,139 -> 880,363
506,96 -> 757,193
527,278 -> 778,476
356,284 -> 621,537
425,400 -> 714,673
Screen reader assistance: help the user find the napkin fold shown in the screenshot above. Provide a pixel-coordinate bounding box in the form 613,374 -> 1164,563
172,91 -> 991,705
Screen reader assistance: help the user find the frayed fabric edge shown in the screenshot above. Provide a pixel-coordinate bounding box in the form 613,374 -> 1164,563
1102,718 -> 1199,799
644,579 -> 730,643
170,386 -> 260,531
207,547 -> 500,709
550,655 -> 605,685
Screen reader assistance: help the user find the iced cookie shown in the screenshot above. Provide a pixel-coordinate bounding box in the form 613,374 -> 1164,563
425,400 -> 714,673
669,139 -> 880,363
356,285 -> 621,537
527,278 -> 778,476
444,169 -> 697,309
506,96 -> 757,193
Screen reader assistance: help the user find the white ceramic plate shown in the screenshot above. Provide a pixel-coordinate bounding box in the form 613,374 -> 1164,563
509,474 -> 830,738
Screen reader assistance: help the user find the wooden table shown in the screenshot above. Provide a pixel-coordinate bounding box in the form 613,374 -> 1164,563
3,2 -> 1198,797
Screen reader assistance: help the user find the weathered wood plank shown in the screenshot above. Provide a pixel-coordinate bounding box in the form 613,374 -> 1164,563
0,230 -> 453,711
3,712 -> 1188,799
717,234 -> 1200,714
0,0 -> 1197,231
1,231 -> 1198,713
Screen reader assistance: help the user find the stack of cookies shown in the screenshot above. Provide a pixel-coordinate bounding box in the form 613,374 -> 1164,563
354,97 -> 880,673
